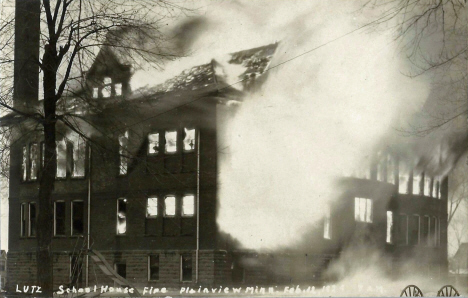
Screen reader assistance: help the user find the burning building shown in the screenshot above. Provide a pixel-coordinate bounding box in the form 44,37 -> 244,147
3,0 -> 450,293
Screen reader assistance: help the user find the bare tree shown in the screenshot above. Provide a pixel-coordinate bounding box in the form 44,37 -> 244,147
0,0 -> 188,296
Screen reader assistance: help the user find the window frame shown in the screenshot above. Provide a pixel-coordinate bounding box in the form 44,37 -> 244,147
147,132 -> 160,155
146,197 -> 158,218
164,195 -> 176,217
20,203 -> 27,237
28,202 -> 36,237
181,195 -> 195,217
386,211 -> 393,244
164,130 -> 178,154
71,201 -> 85,236
148,254 -> 160,281
116,198 -> 127,235
183,127 -> 197,152
354,197 -> 373,223
54,201 -> 66,236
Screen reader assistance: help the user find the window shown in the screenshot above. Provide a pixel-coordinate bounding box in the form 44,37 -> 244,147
148,133 -> 159,155
386,211 -> 393,244
118,131 -> 129,175
398,161 -> 409,194
180,254 -> 192,282
164,196 -> 176,217
54,201 -> 66,236
117,198 -> 127,235
433,179 -> 439,199
29,202 -> 36,237
387,155 -> 395,184
398,214 -> 408,245
92,88 -> 99,98
72,136 -> 86,178
0,260 -> 5,271
22,146 -> 27,181
182,195 -> 195,217
40,142 -> 45,169
20,203 -> 26,237
115,262 -> 126,279
408,215 -> 420,246
29,143 -> 38,180
72,201 -> 84,235
165,131 -> 177,153
324,205 -> 331,239
102,77 -> 112,98
431,217 -> 437,246
146,197 -> 158,218
183,128 -> 196,151
424,176 -> 431,196
413,173 -> 422,195
115,83 -> 122,96
422,216 -> 430,246
354,197 -> 372,223
148,255 -> 159,281
56,139 -> 67,178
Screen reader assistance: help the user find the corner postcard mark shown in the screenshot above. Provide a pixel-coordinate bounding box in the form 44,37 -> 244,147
1,0 -> 466,297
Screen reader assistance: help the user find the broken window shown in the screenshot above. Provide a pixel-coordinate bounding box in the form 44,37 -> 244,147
117,198 -> 127,235
92,88 -> 99,98
398,161 -> 409,194
146,197 -> 158,218
408,215 -> 420,246
22,146 -> 27,181
387,155 -> 395,184
72,135 -> 86,178
180,254 -> 192,282
165,131 -> 177,153
386,211 -> 393,244
29,143 -> 38,180
183,128 -> 196,151
424,176 -> 431,196
70,255 -> 83,287
56,139 -> 67,178
412,172 -> 422,195
20,203 -> 26,237
72,201 -> 84,235
119,131 -> 129,175
148,133 -> 159,155
164,196 -> 176,217
29,202 -> 36,237
398,214 -> 408,245
323,205 -> 331,239
354,197 -> 372,223
115,83 -> 122,96
148,255 -> 160,281
54,201 -> 66,236
182,195 -> 195,217
102,77 -> 112,98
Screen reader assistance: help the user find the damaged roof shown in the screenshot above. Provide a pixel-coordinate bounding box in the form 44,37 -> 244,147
129,42 -> 279,97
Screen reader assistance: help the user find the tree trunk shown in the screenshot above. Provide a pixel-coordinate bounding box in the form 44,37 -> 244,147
36,44 -> 58,297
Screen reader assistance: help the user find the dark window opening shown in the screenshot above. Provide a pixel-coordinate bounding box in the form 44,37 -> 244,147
422,216 -> 430,246
181,254 -> 192,282
54,201 -> 66,236
148,255 -> 159,281
117,198 -> 127,234
20,203 -> 26,237
115,262 -> 126,279
231,260 -> 245,283
72,201 -> 84,235
397,214 -> 408,245
408,215 -> 420,246
29,203 -> 36,237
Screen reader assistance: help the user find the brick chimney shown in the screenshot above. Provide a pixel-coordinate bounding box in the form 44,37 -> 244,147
13,0 -> 40,109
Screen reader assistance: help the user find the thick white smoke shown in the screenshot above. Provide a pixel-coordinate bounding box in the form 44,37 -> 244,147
210,1 -> 431,250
